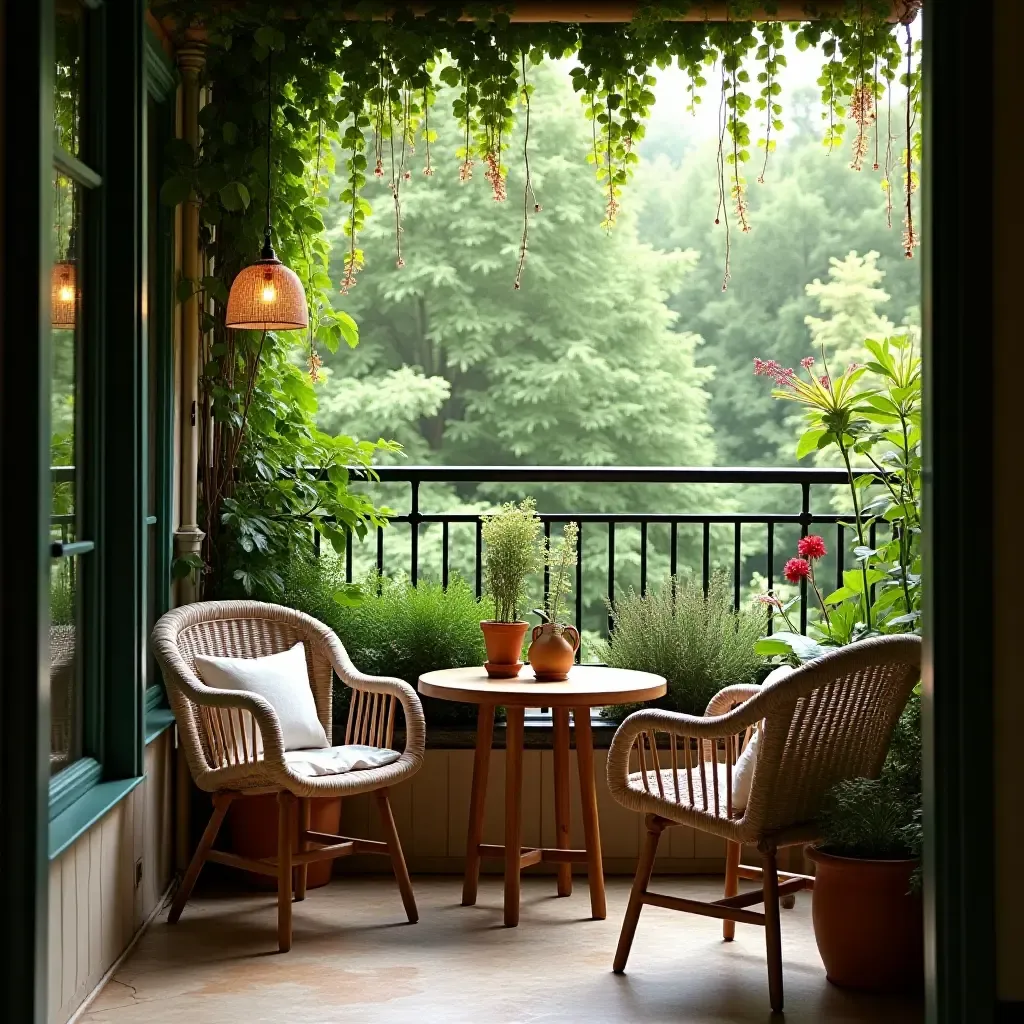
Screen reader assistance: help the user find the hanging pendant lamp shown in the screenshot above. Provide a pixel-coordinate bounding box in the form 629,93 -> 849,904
51,258 -> 77,329
225,52 -> 308,332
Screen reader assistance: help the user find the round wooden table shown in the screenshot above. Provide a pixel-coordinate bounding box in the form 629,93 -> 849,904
418,665 -> 666,927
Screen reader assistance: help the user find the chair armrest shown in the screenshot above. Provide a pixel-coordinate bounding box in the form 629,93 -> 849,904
182,685 -> 287,771
704,683 -> 761,718
326,643 -> 426,762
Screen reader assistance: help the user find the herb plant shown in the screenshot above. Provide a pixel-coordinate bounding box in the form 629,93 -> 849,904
596,572 -> 767,722
481,499 -> 543,624
544,521 -> 579,625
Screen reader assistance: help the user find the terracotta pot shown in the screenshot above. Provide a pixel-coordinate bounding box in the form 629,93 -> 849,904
480,620 -> 529,678
806,846 -> 923,992
528,623 -> 580,681
228,794 -> 343,890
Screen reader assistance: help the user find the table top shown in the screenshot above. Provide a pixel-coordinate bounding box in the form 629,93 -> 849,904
417,665 -> 667,708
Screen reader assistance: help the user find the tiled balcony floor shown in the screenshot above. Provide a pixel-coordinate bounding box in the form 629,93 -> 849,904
83,874 -> 923,1023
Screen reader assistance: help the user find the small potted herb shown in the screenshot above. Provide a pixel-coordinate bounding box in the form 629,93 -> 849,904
480,498 -> 542,677
528,521 -> 580,681
806,695 -> 923,992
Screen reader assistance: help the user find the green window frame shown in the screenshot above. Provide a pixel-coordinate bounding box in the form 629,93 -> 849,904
45,0 -> 153,857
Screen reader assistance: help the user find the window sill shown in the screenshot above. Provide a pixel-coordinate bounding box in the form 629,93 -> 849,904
49,774 -> 145,860
145,707 -> 175,745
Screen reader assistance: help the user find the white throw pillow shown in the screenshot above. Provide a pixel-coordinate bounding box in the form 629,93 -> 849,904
731,664 -> 793,813
284,744 -> 401,778
194,643 -> 329,752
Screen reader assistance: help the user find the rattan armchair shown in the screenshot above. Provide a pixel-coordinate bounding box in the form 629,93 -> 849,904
152,600 -> 426,952
606,635 -> 921,1012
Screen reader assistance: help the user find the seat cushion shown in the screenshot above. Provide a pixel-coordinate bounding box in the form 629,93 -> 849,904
283,744 -> 401,778
194,643 -> 329,752
731,664 -> 793,811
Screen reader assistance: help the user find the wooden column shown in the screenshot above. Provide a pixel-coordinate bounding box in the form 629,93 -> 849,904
172,40 -> 205,604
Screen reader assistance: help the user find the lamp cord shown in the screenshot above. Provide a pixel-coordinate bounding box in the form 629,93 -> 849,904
264,50 -> 273,250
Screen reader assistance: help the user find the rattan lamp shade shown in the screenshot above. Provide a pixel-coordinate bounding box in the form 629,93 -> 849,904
51,261 -> 77,329
225,257 -> 308,331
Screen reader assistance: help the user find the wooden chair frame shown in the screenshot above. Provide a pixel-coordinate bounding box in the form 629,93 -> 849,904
152,601 -> 426,951
606,636 -> 922,1012
168,786 -> 417,952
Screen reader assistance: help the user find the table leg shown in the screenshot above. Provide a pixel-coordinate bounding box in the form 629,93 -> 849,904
504,706 -> 525,927
462,704 -> 495,907
552,707 -> 573,897
574,707 -> 606,920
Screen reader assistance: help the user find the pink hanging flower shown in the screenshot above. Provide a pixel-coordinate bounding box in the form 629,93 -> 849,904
801,356 -> 815,369
756,593 -> 783,608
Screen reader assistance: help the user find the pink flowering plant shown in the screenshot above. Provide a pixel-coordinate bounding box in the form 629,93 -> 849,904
754,337 -> 922,661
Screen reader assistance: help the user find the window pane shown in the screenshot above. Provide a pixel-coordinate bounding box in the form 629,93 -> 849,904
54,2 -> 85,157
50,170 -> 84,774
49,557 -> 82,772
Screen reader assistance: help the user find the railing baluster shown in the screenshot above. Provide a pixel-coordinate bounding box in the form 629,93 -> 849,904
670,520 -> 678,579
799,483 -> 810,634
766,522 -> 774,635
543,518 -> 551,608
607,522 -> 616,635
442,521 -> 449,589
410,479 -> 420,586
345,528 -> 353,584
313,524 -> 320,559
640,521 -> 648,597
574,520 -> 583,656
475,518 -> 483,599
376,525 -> 384,578
702,521 -> 710,597
836,523 -> 844,590
733,522 -> 742,610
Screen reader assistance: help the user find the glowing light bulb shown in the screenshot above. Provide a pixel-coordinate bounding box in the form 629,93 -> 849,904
58,275 -> 74,303
261,272 -> 276,304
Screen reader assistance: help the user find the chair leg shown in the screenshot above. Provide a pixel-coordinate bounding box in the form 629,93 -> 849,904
723,839 -> 741,941
375,788 -> 418,924
294,798 -> 310,902
761,842 -> 784,1013
168,791 -> 234,924
613,815 -> 665,974
277,791 -> 295,953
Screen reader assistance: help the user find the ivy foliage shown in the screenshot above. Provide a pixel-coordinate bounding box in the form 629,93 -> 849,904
153,2 -> 922,594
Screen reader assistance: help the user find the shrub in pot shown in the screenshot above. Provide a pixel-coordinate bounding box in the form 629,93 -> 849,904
281,557 -> 495,729
480,498 -> 542,677
595,571 -> 767,722
809,694 -> 923,992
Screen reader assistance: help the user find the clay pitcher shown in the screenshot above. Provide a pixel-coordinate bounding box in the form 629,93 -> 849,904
528,623 -> 580,682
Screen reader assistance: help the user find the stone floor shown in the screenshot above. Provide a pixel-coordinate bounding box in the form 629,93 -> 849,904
83,874 -> 923,1024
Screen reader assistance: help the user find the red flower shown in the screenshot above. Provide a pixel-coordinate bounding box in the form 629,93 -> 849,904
797,535 -> 827,560
783,557 -> 812,584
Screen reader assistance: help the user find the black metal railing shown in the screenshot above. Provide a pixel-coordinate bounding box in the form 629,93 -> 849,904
317,465 -> 884,638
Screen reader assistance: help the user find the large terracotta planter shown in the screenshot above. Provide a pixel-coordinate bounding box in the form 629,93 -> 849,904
228,794 -> 343,890
527,623 -> 580,681
480,620 -> 528,678
806,846 -> 923,991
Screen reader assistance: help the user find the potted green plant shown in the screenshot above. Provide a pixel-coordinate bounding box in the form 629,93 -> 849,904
595,571 -> 767,721
806,695 -> 923,992
528,521 -> 580,681
480,498 -> 542,677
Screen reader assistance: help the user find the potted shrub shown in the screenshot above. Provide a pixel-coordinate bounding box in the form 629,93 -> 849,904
528,521 -> 580,681
480,498 -> 542,677
806,694 -> 922,992
595,571 -> 767,721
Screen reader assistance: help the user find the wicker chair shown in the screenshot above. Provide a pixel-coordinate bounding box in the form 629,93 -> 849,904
606,635 -> 921,1012
152,601 -> 426,952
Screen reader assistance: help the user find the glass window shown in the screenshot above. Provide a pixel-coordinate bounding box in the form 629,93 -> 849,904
54,2 -> 84,157
50,171 -> 85,774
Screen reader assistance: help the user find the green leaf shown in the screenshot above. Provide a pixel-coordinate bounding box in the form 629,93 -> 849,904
219,181 -> 250,212
160,175 -> 192,207
796,428 -> 827,459
336,310 -> 359,349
